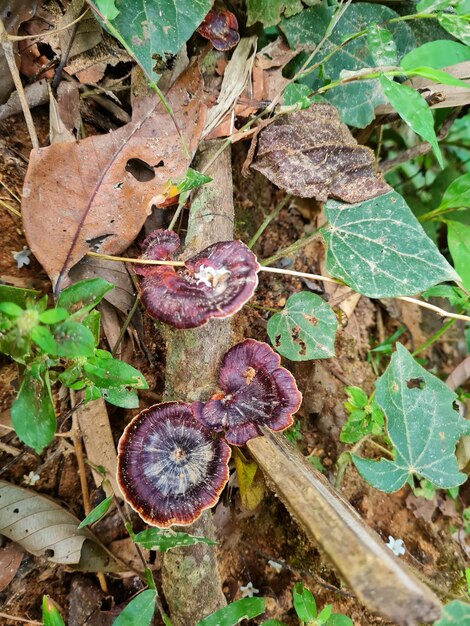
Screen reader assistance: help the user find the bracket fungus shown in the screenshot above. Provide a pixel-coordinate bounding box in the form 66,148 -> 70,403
117,402 -> 231,527
193,339 -> 302,446
135,229 -> 260,329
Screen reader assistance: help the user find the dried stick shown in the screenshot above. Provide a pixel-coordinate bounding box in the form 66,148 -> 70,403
160,141 -> 232,625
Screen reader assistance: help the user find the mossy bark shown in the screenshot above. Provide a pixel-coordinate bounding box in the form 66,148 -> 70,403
161,141 -> 232,625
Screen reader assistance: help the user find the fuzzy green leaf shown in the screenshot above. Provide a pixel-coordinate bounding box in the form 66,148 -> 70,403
380,75 -> 443,167
267,292 -> 337,361
352,344 -> 470,492
11,365 -> 56,453
78,497 -> 113,529
133,528 -> 215,551
53,320 -> 95,357
196,598 -> 266,626
113,589 -> 156,626
401,40 -> 470,70
89,0 -> 212,83
447,221 -> 470,291
321,191 -> 458,298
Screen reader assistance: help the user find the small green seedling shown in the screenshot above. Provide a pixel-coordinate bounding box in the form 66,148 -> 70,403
0,280 -> 148,453
340,387 -> 385,444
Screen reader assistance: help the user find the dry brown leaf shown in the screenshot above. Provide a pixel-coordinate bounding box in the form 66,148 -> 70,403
0,541 -> 23,591
22,62 -> 206,292
252,104 -> 391,203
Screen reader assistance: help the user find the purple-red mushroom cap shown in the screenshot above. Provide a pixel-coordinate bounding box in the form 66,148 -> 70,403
117,402 -> 231,528
135,229 -> 260,329
192,339 -> 302,446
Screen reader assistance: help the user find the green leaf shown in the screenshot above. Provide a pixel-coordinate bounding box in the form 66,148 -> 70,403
175,168 -> 212,193
53,320 -> 95,357
0,302 -> 23,317
401,40 -> 470,70
352,344 -> 470,492
78,496 -> 113,529
326,615 -> 354,626
267,292 -> 337,361
11,365 -> 56,453
280,3 -> 415,127
31,325 -> 58,355
42,596 -> 65,626
0,285 -> 40,307
434,600 -> 470,625
101,387 -> 139,408
85,385 -> 102,401
113,589 -> 156,626
416,0 -> 451,11
89,0 -> 212,84
57,278 -> 114,315
404,66 -> 470,89
246,0 -> 318,27
318,604 -> 333,623
437,172 -> 470,210
196,597 -> 266,626
345,387 -> 368,408
293,582 -> 317,622
84,356 -> 148,388
321,191 -> 458,298
39,308 -> 69,324
448,221 -> 470,291
133,528 -> 215,551
438,14 -> 470,45
282,83 -> 312,109
260,621 -> 286,626
82,310 -> 101,346
379,75 -> 443,167
367,25 -> 398,66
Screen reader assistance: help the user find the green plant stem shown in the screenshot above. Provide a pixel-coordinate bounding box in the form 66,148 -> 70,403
260,231 -> 320,266
420,205 -> 462,222
112,295 -> 140,356
168,191 -> 189,231
248,194 -> 292,249
412,318 -> 456,357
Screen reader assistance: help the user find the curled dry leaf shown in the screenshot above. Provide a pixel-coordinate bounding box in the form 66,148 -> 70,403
22,63 -> 206,292
197,8 -> 240,51
252,104 -> 391,203
0,480 -> 92,564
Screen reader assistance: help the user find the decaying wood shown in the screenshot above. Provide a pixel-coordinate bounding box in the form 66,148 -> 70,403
247,430 -> 442,626
161,141 -> 233,625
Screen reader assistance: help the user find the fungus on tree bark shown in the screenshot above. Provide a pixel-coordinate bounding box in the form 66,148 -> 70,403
117,402 -> 231,527
192,339 -> 302,446
135,229 -> 260,329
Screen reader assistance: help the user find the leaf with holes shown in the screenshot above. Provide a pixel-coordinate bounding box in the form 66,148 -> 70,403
280,3 -> 415,127
320,191 -> 459,298
352,344 -> 470,492
267,292 -> 337,361
89,0 -> 212,83
22,63 -> 206,293
0,481 -> 94,564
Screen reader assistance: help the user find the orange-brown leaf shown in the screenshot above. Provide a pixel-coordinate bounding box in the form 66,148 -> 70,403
22,63 -> 206,292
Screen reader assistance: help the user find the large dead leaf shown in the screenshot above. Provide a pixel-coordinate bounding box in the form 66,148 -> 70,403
0,480 -> 91,564
252,104 -> 391,203
22,62 -> 206,292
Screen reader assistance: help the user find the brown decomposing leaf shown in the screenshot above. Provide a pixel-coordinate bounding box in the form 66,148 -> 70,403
22,62 -> 206,292
252,104 -> 391,203
0,541 -> 23,591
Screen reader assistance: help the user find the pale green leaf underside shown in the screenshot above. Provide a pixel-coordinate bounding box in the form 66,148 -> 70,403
321,191 -> 459,298
90,0 -> 211,82
434,600 -> 470,626
267,292 -> 337,361
353,344 -> 470,492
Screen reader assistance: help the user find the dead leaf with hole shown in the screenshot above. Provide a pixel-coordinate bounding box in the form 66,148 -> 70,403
22,62 -> 206,292
252,104 -> 391,203
0,480 -> 92,564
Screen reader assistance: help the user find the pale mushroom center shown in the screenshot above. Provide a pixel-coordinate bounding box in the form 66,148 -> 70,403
171,447 -> 187,462
194,264 -> 231,288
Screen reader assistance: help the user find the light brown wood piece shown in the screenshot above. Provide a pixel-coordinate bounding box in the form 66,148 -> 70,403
247,429 -> 442,626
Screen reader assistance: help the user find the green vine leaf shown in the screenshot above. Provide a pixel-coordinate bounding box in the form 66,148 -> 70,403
367,25 -> 397,66
438,14 -> 470,45
352,344 -> 470,493
246,0 -> 320,27
267,292 -> 338,361
133,528 -> 215,551
321,191 -> 459,298
280,3 -> 415,127
434,600 -> 470,625
401,39 -> 470,70
379,75 -> 443,167
89,0 -> 212,83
